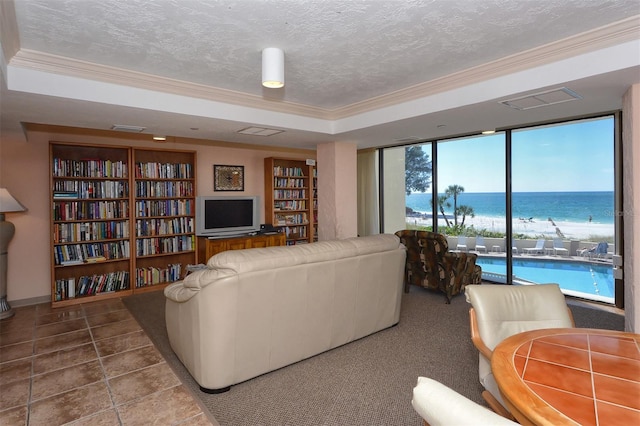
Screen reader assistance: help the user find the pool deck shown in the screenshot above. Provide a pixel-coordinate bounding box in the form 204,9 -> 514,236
470,249 -> 614,264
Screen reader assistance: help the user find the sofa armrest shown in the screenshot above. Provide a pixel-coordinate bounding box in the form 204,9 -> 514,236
164,267 -> 236,303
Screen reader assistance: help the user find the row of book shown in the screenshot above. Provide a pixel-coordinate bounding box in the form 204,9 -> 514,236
273,177 -> 307,188
275,212 -> 308,226
273,166 -> 305,177
53,200 -> 129,221
274,200 -> 307,211
53,158 -> 128,178
54,241 -> 130,265
53,180 -> 128,199
53,220 -> 130,243
136,217 -> 194,237
135,235 -> 195,256
135,264 -> 182,287
135,199 -> 194,217
134,162 -> 193,179
135,180 -> 194,198
273,189 -> 307,200
280,225 -> 309,240
54,271 -> 130,300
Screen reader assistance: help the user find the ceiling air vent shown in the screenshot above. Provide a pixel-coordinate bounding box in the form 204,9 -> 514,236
237,127 -> 284,136
111,124 -> 146,132
499,87 -> 582,111
394,136 -> 422,143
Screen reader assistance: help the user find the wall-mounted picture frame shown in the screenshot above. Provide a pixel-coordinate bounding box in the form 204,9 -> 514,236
214,165 -> 244,191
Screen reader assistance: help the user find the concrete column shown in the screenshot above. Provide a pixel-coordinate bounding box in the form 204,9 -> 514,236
317,142 -> 357,240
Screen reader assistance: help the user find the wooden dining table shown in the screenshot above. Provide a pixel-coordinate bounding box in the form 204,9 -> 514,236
491,328 -> 640,426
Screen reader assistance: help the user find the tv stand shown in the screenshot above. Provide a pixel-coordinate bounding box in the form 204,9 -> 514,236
197,233 -> 286,264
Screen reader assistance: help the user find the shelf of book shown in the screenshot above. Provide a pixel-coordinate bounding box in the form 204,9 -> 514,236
49,143 -> 196,307
264,157 -> 317,245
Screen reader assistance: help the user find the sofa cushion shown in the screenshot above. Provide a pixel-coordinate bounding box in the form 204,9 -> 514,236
206,234 -> 401,274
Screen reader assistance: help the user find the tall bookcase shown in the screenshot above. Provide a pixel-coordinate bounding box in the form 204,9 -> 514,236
264,157 -> 317,245
50,142 -> 196,307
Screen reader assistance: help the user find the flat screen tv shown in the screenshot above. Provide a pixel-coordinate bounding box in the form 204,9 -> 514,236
196,195 -> 260,238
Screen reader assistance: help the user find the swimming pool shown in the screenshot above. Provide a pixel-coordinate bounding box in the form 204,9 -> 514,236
476,257 -> 614,304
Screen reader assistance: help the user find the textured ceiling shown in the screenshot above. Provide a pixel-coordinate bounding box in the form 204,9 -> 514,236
12,0 -> 639,109
1,0 -> 640,149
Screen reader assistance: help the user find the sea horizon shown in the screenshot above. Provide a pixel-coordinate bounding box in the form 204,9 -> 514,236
406,190 -> 615,226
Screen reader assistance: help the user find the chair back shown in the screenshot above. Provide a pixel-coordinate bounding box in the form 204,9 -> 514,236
595,242 -> 609,255
465,284 -> 573,352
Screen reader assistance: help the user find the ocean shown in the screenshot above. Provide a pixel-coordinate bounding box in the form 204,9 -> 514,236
405,191 -> 615,225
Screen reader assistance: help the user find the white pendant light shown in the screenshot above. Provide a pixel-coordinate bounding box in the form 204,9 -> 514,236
262,47 -> 284,88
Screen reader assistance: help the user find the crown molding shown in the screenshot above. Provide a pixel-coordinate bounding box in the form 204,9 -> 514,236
8,15 -> 639,121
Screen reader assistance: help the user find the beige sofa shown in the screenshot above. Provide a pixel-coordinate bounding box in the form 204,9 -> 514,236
164,234 -> 406,393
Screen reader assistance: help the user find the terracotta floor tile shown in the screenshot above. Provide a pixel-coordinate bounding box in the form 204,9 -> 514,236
0,377 -> 30,411
35,317 -> 88,339
68,408 -> 120,426
0,357 -> 32,384
0,405 -> 28,425
591,352 -> 640,382
94,329 -> 152,357
86,309 -> 134,327
91,318 -> 141,341
596,400 -> 640,425
594,373 -> 640,410
117,385 -> 206,425
589,334 -> 640,360
34,328 -> 92,355
29,381 -> 112,425
36,306 -> 85,326
102,345 -> 164,378
33,342 -> 97,375
0,326 -> 35,347
0,341 -> 33,363
523,358 -> 593,398
109,362 -> 180,405
32,359 -> 104,401
526,381 -> 596,426
82,299 -> 127,317
529,340 -> 590,371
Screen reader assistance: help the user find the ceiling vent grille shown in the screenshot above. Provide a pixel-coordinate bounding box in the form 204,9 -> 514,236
237,126 -> 284,136
111,124 -> 146,132
499,87 -> 582,111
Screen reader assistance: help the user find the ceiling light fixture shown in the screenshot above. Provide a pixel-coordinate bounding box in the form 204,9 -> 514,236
152,135 -> 167,142
481,130 -> 496,135
262,47 -> 285,88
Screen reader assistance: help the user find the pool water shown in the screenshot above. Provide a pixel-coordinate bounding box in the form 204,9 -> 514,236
476,257 -> 614,303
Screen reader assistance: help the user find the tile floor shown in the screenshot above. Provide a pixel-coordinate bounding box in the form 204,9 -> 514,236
0,297 -> 216,425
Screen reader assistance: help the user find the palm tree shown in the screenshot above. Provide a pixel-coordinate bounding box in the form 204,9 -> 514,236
458,205 -> 475,227
445,184 -> 465,226
436,195 -> 452,227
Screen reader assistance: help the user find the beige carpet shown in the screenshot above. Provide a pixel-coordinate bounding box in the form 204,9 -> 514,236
123,286 -> 624,426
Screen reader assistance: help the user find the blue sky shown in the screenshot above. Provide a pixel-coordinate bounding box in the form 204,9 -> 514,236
432,116 -> 615,193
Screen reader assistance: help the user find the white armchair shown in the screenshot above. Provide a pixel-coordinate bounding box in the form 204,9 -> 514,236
465,284 -> 575,418
411,377 -> 518,426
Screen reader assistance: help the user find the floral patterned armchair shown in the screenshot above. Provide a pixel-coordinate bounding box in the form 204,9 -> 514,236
395,230 -> 482,303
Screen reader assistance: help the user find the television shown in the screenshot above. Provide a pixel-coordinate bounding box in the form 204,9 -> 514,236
195,195 -> 260,238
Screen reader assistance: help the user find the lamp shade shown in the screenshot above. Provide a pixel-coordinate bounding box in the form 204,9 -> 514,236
262,47 -> 284,88
0,188 -> 26,213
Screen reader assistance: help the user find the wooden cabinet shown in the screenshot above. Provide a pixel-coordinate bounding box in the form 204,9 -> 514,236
50,142 -> 196,307
264,157 -> 317,245
197,234 -> 286,263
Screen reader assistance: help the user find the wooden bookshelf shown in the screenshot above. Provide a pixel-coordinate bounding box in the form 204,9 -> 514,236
264,157 -> 317,245
49,142 -> 196,307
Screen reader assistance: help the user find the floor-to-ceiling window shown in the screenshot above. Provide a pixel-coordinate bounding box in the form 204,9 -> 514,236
379,114 -> 618,305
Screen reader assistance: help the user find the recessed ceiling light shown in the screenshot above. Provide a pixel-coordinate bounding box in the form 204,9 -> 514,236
481,130 -> 496,135
237,127 -> 284,136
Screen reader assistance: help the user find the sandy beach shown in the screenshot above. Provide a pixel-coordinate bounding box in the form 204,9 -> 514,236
406,214 -> 614,241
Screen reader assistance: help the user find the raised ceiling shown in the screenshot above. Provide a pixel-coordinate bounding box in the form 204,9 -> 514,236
1,0 -> 639,150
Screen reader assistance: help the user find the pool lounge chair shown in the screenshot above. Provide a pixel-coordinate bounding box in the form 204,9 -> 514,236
511,238 -> 518,254
456,236 -> 468,252
592,242 -> 609,259
475,236 -> 487,253
552,238 -> 568,256
523,239 -> 546,255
